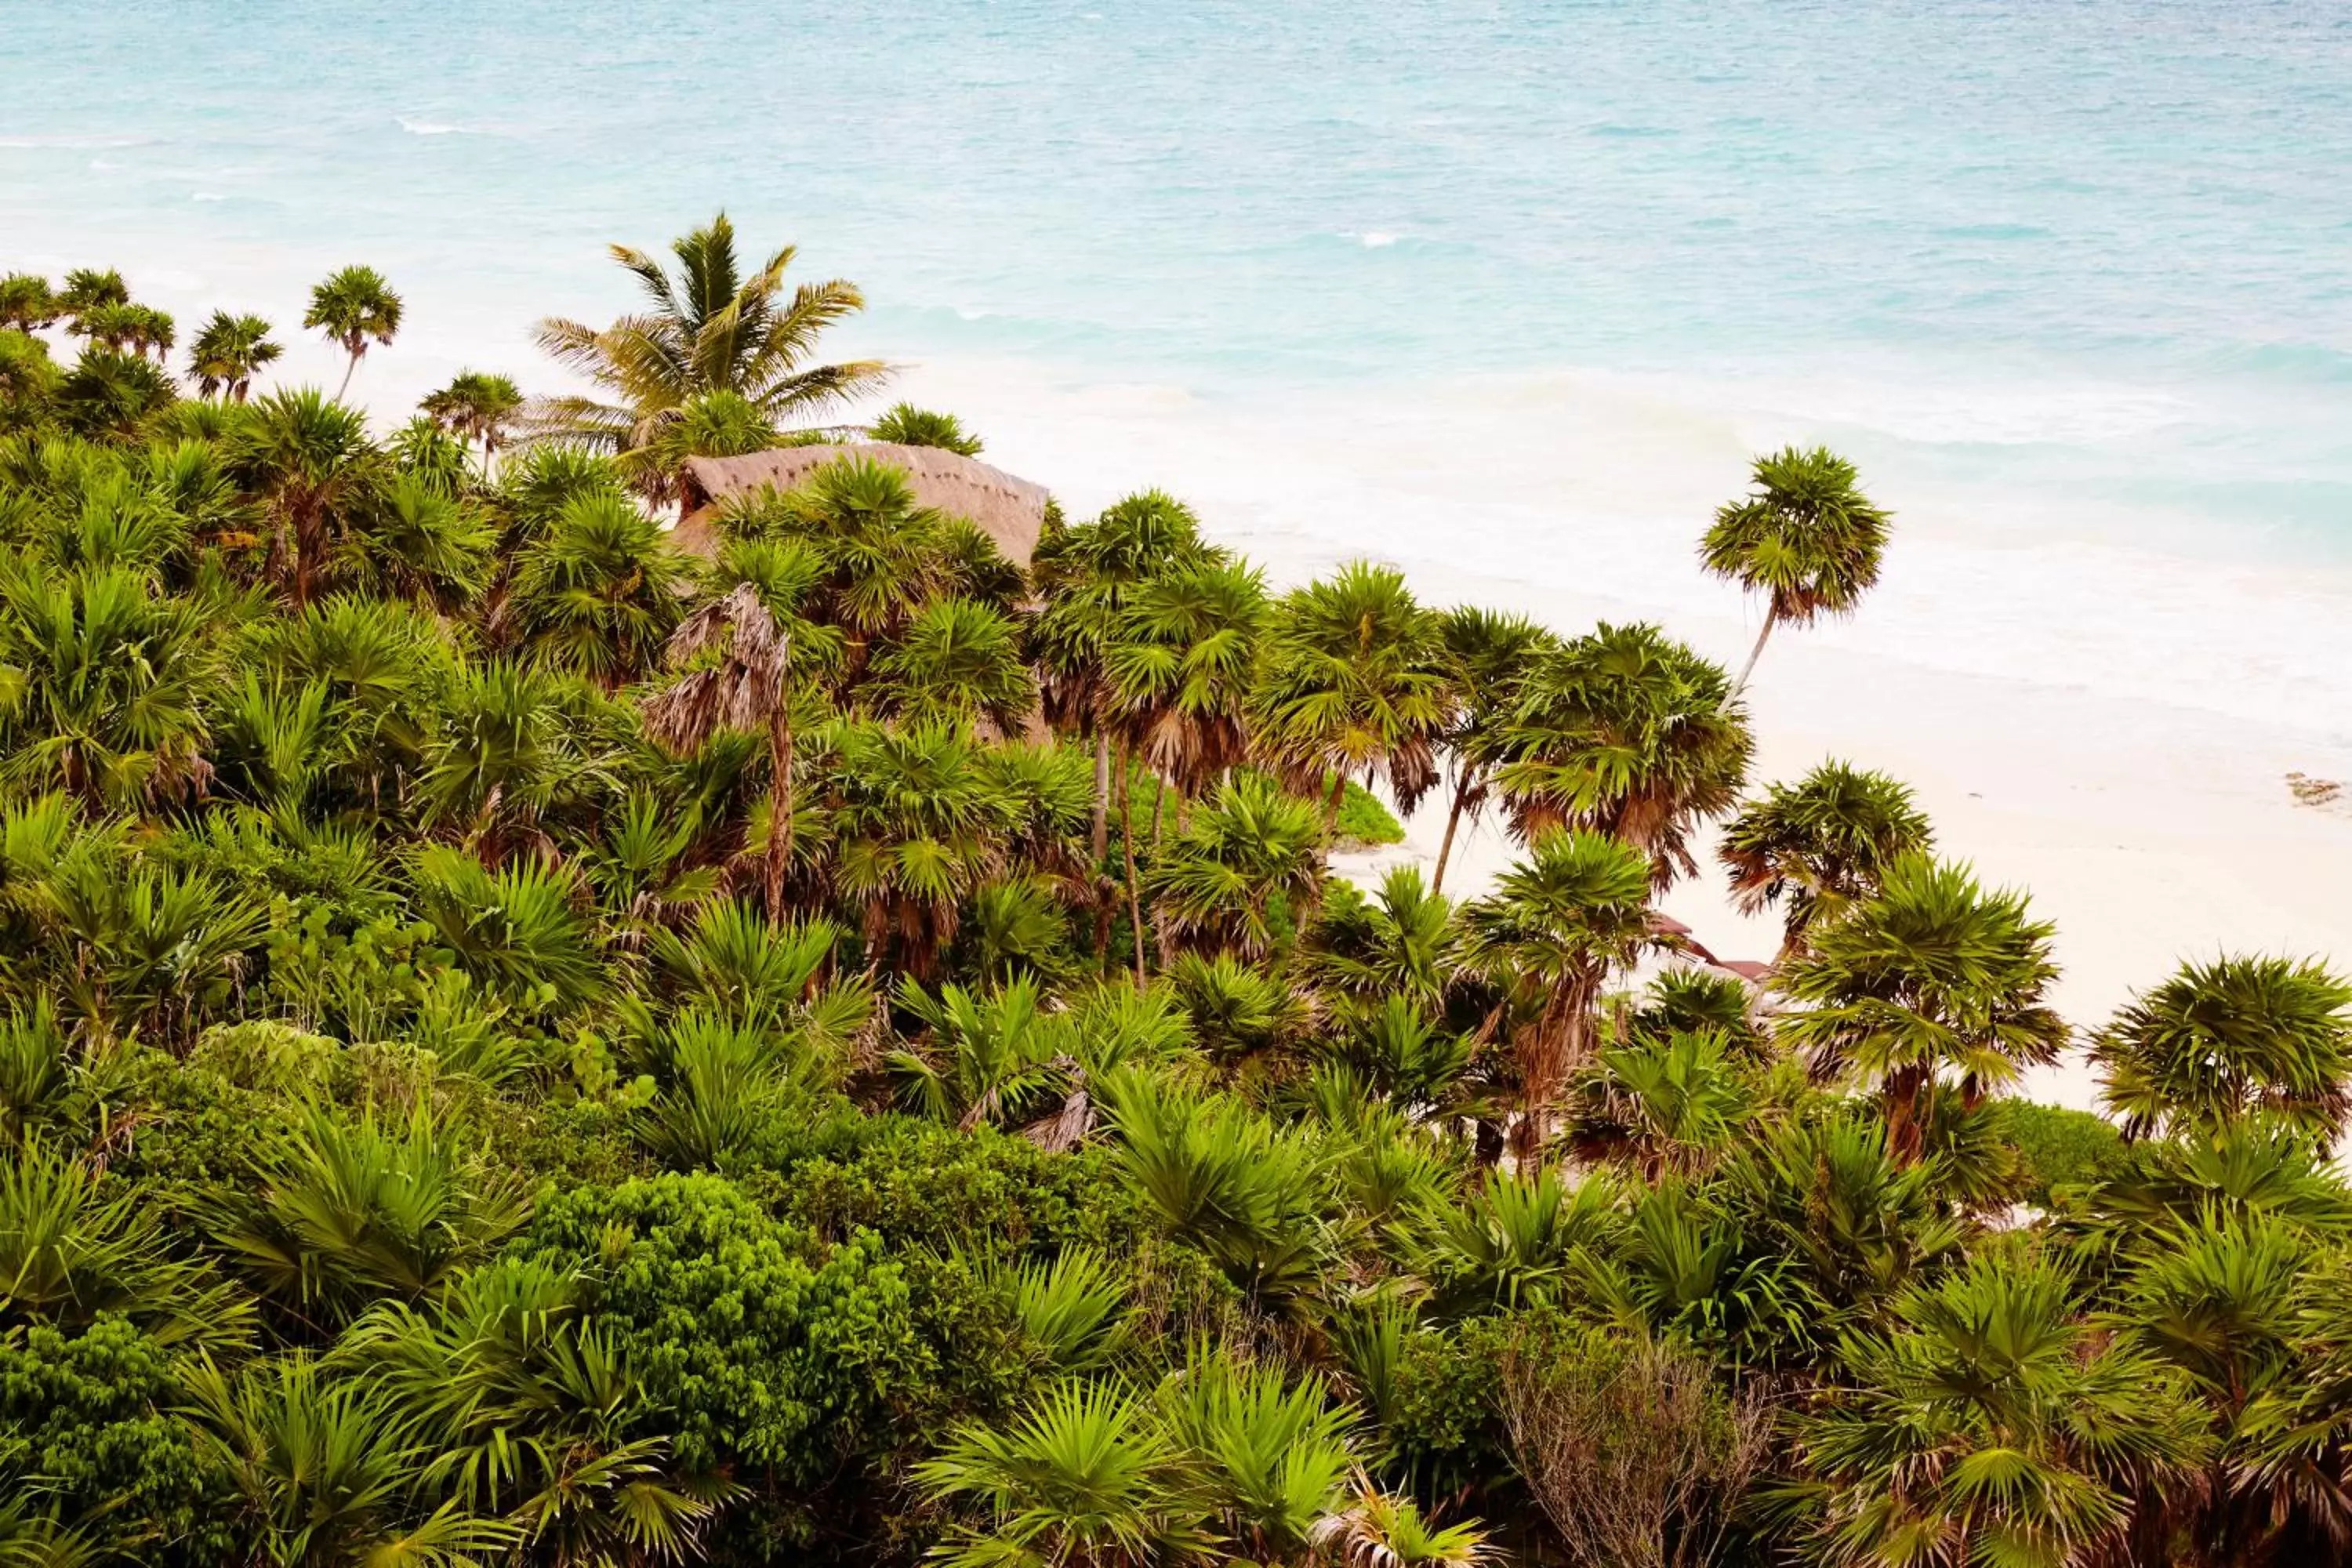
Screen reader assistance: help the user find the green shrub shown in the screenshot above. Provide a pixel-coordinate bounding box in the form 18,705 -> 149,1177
1994,1100 -> 2125,1205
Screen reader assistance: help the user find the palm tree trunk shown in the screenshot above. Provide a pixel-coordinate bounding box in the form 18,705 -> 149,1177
764,708 -> 793,922
1322,771 -> 1348,835
1091,733 -> 1111,864
1432,772 -> 1475,895
335,352 -> 358,402
1732,604 -> 1780,695
1149,776 -> 1167,851
1118,742 -> 1146,985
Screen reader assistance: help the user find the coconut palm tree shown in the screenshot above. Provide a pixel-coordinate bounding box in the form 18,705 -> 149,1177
643,582 -> 797,919
528,212 -> 886,488
1251,561 -> 1452,831
1458,829 -> 1668,1156
1776,855 -> 2067,1163
1432,605 -> 1555,893
185,310 -> 281,401
418,368 -> 523,473
2089,955 -> 2352,1145
1719,760 -> 1933,959
233,388 -> 376,607
1701,445 -> 1892,692
1491,621 -> 1751,890
303,265 -> 404,400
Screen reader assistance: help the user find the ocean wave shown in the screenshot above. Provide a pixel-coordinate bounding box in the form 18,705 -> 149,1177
396,116 -> 463,136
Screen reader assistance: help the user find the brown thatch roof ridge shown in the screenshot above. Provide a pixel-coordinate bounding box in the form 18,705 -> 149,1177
675,442 -> 1051,567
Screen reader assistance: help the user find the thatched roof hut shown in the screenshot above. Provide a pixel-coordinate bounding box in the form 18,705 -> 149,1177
673,442 -> 1052,568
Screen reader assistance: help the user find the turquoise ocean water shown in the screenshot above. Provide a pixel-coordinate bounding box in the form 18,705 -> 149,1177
5,0 -> 2351,564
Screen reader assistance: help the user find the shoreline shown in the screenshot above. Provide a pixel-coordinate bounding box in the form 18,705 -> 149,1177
873,356 -> 2352,1109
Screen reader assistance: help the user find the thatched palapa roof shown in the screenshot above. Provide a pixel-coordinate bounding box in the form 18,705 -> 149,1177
674,442 -> 1051,568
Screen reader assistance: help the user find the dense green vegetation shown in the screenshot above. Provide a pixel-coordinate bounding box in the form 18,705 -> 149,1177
2,218 -> 2352,1568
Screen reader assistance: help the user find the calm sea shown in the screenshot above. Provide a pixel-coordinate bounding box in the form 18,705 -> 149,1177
5,0 -> 2350,565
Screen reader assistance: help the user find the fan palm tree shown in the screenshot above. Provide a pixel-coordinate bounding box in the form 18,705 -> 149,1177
418,368 -> 524,474
873,595 -> 1036,736
1701,445 -> 1892,691
826,719 -> 1016,975
303,264 -> 404,399
1148,772 -> 1324,967
1788,1256 -> 2207,1568
1030,488 -> 1224,862
232,387 -> 376,607
869,400 -> 984,455
0,561 -> 212,808
1776,855 -> 2067,1163
1312,1471 -> 1495,1567
642,582 -> 797,918
1105,556 -> 1269,800
0,273 -> 59,332
1252,561 -> 1452,831
616,387 -> 781,508
528,212 -> 887,493
1458,829 -> 1669,1156
1491,621 -> 1752,891
185,310 -> 281,401
1431,605 -> 1555,893
1720,760 -> 1933,959
500,488 -> 688,688
71,302 -> 175,362
2089,955 -> 2352,1145
913,1379 -> 1215,1568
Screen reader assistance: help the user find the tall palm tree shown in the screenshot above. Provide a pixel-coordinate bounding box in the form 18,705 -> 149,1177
2089,955 -> 2352,1145
1431,605 -> 1555,893
1775,855 -> 2067,1163
72,302 -> 175,362
1105,556 -> 1269,800
826,719 -> 1017,976
185,310 -> 281,401
1490,621 -> 1751,891
419,368 -> 523,473
1459,829 -> 1668,1156
232,388 -> 376,607
1719,760 -> 1933,959
303,265 -> 405,400
1030,488 -> 1223,862
0,273 -> 59,332
528,212 -> 887,492
1700,445 -> 1892,692
1251,561 -> 1452,831
643,582 -> 797,919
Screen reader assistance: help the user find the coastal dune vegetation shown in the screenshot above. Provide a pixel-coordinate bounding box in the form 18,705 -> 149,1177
2,216 -> 2352,1568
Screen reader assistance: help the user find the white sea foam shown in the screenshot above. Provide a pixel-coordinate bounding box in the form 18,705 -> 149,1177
1359,231 -> 1400,248
192,192 -> 225,202
395,117 -> 462,136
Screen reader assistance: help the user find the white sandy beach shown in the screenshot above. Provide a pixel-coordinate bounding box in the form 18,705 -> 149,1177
879,357 -> 2352,1110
